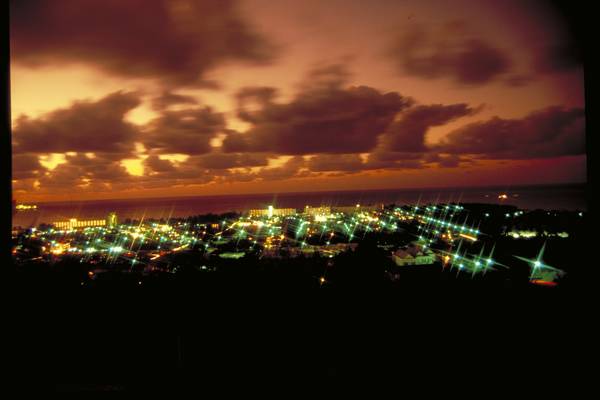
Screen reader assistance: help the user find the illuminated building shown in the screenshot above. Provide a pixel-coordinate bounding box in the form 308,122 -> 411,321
49,241 -> 70,255
507,230 -> 569,239
392,245 -> 435,266
106,212 -> 118,228
248,207 -> 296,217
219,252 -> 246,259
53,218 -> 106,230
332,204 -> 383,214
530,266 -> 565,285
15,203 -> 38,211
304,206 -> 331,217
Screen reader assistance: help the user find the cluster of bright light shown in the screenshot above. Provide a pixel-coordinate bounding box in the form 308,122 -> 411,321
422,216 -> 479,235
507,230 -> 537,239
15,200 -> 575,290
511,243 -> 565,284
445,250 -> 497,275
53,218 -> 107,230
15,204 -> 37,210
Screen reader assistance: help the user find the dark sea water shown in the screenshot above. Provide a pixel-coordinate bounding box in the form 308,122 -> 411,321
12,183 -> 587,228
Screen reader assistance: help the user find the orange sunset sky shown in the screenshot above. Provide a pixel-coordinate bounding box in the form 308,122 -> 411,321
10,0 -> 585,202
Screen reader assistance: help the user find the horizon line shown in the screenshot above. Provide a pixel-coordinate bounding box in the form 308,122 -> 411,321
20,180 -> 587,205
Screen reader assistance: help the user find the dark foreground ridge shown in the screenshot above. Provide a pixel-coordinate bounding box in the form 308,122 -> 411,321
4,261 -> 589,394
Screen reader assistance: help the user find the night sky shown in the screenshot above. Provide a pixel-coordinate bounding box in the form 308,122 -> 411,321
10,0 -> 585,202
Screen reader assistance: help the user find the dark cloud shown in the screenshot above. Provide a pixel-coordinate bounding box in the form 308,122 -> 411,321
424,153 -> 466,168
193,152 -> 269,170
37,154 -> 131,191
223,85 -> 411,154
257,156 -> 308,181
437,106 -> 585,159
300,63 -> 353,91
139,163 -> 214,183
236,86 -> 279,105
12,154 -> 43,180
37,164 -> 90,190
379,103 -> 477,152
151,91 -> 199,110
437,155 -> 464,168
131,168 -> 216,189
393,160 -> 426,169
135,153 -> 272,189
364,151 -> 427,170
142,107 -> 225,154
64,153 -> 132,181
11,0 -> 277,87
220,130 -> 250,153
307,154 -> 364,172
235,86 -> 279,123
12,91 -> 140,154
144,155 -> 177,173
34,152 -> 221,193
304,151 -> 432,174
389,23 -> 512,85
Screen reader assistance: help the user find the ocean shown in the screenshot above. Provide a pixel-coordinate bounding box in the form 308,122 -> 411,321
12,183 -> 587,228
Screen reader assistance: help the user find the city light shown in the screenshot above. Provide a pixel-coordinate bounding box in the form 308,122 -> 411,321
11,201 -> 573,288
459,233 -> 477,242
